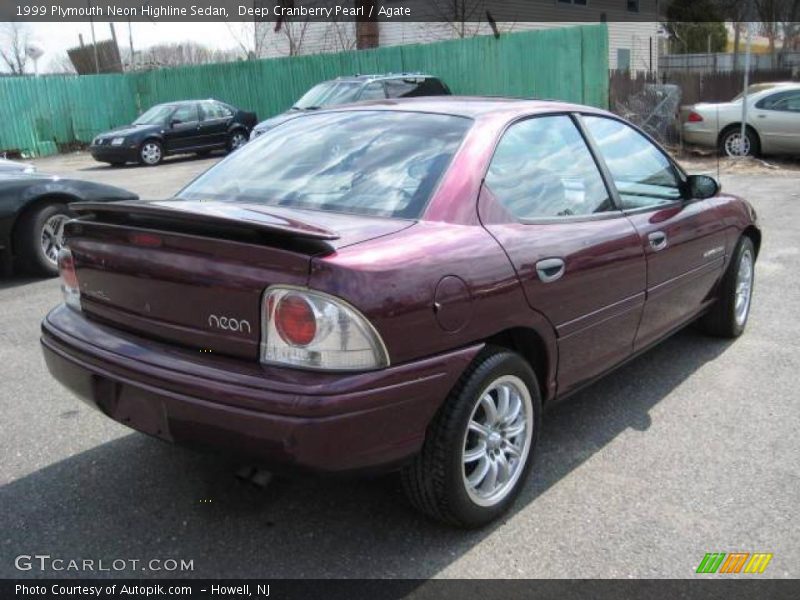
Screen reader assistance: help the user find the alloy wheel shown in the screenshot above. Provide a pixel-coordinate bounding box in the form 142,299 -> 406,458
40,214 -> 69,265
461,374 -> 533,507
724,132 -> 751,157
230,132 -> 247,151
734,249 -> 754,326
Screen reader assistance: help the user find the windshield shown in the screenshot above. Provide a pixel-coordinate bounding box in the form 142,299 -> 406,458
177,111 -> 472,219
133,105 -> 174,125
294,82 -> 362,109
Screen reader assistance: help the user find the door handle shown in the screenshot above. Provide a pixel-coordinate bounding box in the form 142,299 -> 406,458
535,258 -> 565,283
649,231 -> 668,251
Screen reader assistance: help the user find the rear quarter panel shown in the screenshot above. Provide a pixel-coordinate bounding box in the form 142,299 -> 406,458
309,221 -> 558,399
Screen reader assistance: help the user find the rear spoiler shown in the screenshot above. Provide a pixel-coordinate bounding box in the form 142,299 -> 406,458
70,200 -> 340,241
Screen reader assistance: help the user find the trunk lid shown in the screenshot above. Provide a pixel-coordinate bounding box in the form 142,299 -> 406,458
66,200 -> 413,360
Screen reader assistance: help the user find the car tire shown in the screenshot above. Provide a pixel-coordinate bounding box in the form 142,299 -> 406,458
718,126 -> 760,158
227,130 -> 247,153
138,140 -> 163,166
697,236 -> 755,338
14,202 -> 74,277
401,347 -> 541,528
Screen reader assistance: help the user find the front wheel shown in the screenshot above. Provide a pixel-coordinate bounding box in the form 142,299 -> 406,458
14,203 -> 73,277
401,348 -> 541,527
139,140 -> 163,166
719,127 -> 759,157
698,236 -> 755,338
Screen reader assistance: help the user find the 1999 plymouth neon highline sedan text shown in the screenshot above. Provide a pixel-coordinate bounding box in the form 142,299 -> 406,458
41,98 -> 760,527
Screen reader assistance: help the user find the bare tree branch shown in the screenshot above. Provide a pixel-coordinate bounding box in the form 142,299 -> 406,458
0,22 -> 30,75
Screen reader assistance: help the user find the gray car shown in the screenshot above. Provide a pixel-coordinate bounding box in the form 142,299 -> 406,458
250,73 -> 451,139
682,82 -> 800,157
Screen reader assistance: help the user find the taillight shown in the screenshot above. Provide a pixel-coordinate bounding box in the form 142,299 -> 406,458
261,286 -> 389,371
687,111 -> 704,123
58,248 -> 81,311
275,294 -> 317,346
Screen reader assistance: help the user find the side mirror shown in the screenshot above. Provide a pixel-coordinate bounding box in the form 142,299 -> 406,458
169,118 -> 182,127
686,174 -> 720,200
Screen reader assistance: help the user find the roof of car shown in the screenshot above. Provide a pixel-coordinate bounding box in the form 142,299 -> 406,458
327,95 -> 608,118
333,72 -> 438,83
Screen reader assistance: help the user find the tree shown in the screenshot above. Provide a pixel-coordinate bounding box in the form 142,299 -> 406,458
0,22 -> 31,75
665,0 -> 727,54
47,54 -> 77,75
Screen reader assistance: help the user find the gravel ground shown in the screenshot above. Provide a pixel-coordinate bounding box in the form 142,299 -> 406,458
0,152 -> 797,579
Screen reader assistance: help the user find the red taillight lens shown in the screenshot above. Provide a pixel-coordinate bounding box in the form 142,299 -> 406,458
58,248 -> 78,289
687,111 -> 704,123
274,294 -> 317,346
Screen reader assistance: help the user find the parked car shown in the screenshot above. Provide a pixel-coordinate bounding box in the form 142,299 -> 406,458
42,98 -> 760,527
682,81 -> 800,157
249,73 -> 451,139
0,157 -> 35,173
0,170 -> 137,276
89,99 -> 258,166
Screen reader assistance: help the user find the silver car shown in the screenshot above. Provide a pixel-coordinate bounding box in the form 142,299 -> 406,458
682,82 -> 800,157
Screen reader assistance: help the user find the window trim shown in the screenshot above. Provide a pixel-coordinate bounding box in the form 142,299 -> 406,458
480,111 -> 625,224
576,111 -> 689,212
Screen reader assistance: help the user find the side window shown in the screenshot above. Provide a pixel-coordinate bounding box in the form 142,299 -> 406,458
485,115 -> 613,220
758,91 -> 800,112
358,82 -> 386,101
582,116 -> 682,210
172,103 -> 199,124
200,102 -> 233,120
416,78 -> 450,96
385,78 -> 421,98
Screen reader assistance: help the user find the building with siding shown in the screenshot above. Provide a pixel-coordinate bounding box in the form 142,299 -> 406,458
253,1 -> 661,73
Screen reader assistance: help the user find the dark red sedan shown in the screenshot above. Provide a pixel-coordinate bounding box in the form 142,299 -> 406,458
41,98 -> 760,527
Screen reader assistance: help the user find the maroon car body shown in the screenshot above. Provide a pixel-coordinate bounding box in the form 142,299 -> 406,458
41,98 -> 760,525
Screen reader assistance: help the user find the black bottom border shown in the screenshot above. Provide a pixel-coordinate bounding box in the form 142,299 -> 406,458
3,579 -> 799,600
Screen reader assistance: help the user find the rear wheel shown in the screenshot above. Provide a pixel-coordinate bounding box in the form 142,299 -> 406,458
139,140 -> 163,166
401,348 -> 541,527
697,236 -> 755,338
718,126 -> 759,157
227,130 -> 247,153
14,202 -> 73,277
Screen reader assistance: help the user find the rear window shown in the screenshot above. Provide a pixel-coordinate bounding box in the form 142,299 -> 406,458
177,111 -> 471,219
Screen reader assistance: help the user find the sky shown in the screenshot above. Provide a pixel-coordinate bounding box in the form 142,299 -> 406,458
15,22 -> 241,72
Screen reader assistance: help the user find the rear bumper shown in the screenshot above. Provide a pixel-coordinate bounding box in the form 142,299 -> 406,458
682,124 -> 717,147
41,305 -> 480,472
89,145 -> 139,164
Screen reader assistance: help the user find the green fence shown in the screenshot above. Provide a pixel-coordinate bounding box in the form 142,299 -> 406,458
0,24 -> 608,157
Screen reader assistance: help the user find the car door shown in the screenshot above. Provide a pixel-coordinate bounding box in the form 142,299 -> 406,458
198,101 -> 233,148
581,115 -> 728,352
752,89 -> 800,154
164,103 -> 201,152
479,114 -> 646,394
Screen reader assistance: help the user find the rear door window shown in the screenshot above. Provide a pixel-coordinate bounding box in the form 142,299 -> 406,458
485,115 -> 614,219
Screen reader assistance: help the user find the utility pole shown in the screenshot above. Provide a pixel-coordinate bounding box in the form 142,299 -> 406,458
88,0 -> 99,73
127,18 -> 135,72
740,20 -> 753,157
